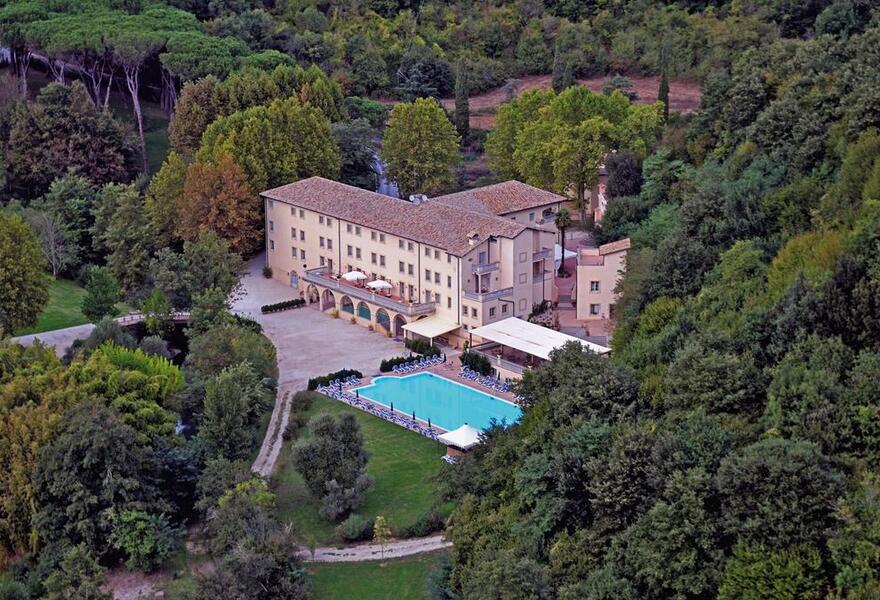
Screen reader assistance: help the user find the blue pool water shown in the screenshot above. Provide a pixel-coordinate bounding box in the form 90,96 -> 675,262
354,372 -> 522,432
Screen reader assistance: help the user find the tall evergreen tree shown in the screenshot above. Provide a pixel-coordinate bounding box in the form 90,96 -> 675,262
454,62 -> 470,142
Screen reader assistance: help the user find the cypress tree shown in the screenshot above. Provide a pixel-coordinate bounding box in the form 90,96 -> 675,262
454,62 -> 470,142
659,70 -> 670,121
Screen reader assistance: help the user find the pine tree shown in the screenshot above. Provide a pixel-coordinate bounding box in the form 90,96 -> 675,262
454,62 -> 470,142
82,266 -> 121,322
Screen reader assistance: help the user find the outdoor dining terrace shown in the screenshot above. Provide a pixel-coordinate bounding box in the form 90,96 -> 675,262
303,266 -> 436,318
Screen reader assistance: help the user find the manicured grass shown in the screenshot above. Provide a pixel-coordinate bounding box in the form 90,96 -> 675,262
14,278 -> 131,336
274,394 -> 447,545
309,551 -> 446,600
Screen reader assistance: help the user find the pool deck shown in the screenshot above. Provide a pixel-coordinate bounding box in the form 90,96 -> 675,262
318,358 -> 522,439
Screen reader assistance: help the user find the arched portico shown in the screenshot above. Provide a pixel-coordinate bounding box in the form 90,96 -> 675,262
306,284 -> 319,304
340,295 -> 354,314
320,289 -> 336,311
393,314 -> 407,337
356,301 -> 371,321
376,308 -> 391,332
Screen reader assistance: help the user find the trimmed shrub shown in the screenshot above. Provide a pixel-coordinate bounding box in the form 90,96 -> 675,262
400,506 -> 449,538
380,356 -> 411,372
261,298 -> 306,313
307,369 -> 363,390
336,513 -> 374,543
460,350 -> 493,376
405,338 -> 441,357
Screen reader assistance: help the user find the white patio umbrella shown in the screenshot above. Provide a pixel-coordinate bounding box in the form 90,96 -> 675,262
554,243 -> 577,272
366,279 -> 392,290
341,271 -> 367,282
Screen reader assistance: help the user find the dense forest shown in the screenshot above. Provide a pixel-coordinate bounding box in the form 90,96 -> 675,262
1,0 -> 880,598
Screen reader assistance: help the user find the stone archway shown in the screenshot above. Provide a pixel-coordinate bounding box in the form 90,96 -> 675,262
306,284 -> 319,304
340,295 -> 354,315
320,289 -> 336,311
356,301 -> 371,321
376,308 -> 391,333
393,314 -> 407,337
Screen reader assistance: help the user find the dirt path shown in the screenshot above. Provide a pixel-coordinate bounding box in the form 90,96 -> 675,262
251,389 -> 292,477
300,534 -> 452,563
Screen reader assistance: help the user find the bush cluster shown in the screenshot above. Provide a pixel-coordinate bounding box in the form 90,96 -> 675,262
404,338 -> 441,357
460,350 -> 493,376
335,513 -> 374,543
379,356 -> 411,372
307,369 -> 363,390
400,506 -> 450,538
260,298 -> 305,313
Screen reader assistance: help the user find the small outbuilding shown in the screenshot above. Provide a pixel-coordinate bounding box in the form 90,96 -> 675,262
438,424 -> 482,458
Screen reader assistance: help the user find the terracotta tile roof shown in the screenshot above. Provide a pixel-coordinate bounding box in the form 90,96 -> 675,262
599,238 -> 631,255
261,177 -> 529,256
578,252 -> 606,266
434,181 -> 565,216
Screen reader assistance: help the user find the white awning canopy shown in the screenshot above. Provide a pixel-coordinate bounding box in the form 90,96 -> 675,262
366,279 -> 392,290
342,271 -> 367,282
402,315 -> 460,340
438,424 -> 482,450
554,243 -> 578,271
470,317 -> 610,360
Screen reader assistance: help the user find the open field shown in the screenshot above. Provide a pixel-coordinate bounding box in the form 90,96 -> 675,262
274,393 -> 447,546
310,551 -> 447,600
14,278 -> 130,336
437,74 -> 702,129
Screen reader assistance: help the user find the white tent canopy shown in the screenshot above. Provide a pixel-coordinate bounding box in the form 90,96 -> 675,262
470,317 -> 610,360
341,271 -> 367,282
438,424 -> 482,450
366,279 -> 392,290
554,243 -> 577,271
402,315 -> 460,341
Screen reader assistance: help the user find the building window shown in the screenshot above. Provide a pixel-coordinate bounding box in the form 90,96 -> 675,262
489,307 -> 496,317
347,245 -> 353,257
434,292 -> 440,303
290,206 -> 295,216
518,273 -> 527,284
269,240 -> 275,250
291,247 -> 296,257
399,261 -> 405,273
327,218 -> 333,227
399,240 -> 404,249
502,304 -> 508,313
590,281 -> 600,292
462,305 -> 468,316
408,242 -> 414,251
300,249 -> 306,259
268,200 -> 274,209
380,233 -> 386,243
432,250 -> 438,260
380,255 -> 386,267
529,211 -> 535,221
371,231 -> 377,241
425,269 -> 432,281
355,226 -> 361,236
319,236 -> 325,248
447,297 -> 452,308
519,251 -> 527,262
447,275 -> 452,288
347,224 -> 352,233
320,256 -> 325,266
434,272 -> 440,284
463,324 -> 469,331
356,248 -> 362,259
471,307 -> 477,318
590,304 -> 601,315
518,298 -> 527,311
327,239 -> 333,250
299,209 -> 304,218
447,253 -> 452,263
371,252 -> 377,264
291,227 -> 296,237
319,216 -> 324,225
269,220 -> 274,231
408,264 -> 414,275
328,258 -> 334,270
299,231 -> 305,241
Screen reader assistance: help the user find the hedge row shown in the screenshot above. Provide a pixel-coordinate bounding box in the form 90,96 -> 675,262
460,350 -> 493,376
379,356 -> 411,372
261,298 -> 305,313
404,338 -> 441,357
307,369 -> 363,390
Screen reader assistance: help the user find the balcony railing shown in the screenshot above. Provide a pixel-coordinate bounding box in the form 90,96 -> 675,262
532,248 -> 553,260
462,286 -> 513,303
303,267 -> 436,317
471,261 -> 500,274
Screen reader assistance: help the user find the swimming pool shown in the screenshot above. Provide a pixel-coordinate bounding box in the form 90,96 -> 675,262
354,372 -> 521,432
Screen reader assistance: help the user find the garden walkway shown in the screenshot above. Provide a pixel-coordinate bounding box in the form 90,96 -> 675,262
300,533 -> 451,563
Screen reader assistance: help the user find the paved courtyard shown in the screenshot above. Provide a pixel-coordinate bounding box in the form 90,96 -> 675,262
235,255 -> 405,475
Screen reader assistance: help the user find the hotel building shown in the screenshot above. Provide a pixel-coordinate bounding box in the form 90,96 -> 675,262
262,177 -> 563,348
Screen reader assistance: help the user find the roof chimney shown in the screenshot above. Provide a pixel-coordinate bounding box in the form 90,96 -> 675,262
409,194 -> 429,205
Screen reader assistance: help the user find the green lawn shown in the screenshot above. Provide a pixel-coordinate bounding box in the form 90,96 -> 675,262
274,394 -> 447,545
309,551 -> 446,600
15,278 -> 132,336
